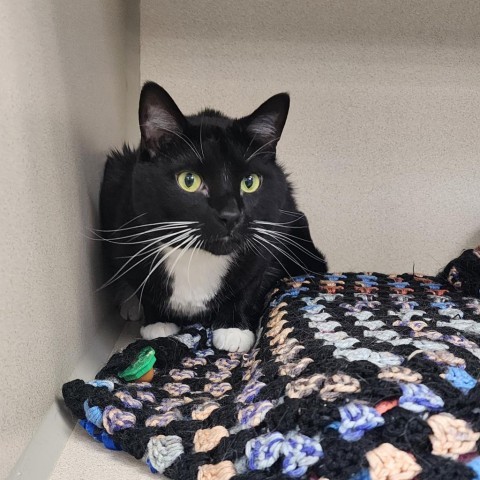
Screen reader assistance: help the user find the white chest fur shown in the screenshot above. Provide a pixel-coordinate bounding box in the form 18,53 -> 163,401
163,247 -> 232,317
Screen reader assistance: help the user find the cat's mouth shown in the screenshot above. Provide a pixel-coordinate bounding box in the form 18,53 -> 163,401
203,234 -> 242,255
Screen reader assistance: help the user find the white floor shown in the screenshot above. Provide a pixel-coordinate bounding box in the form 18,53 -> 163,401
49,322 -> 168,480
50,426 -> 160,480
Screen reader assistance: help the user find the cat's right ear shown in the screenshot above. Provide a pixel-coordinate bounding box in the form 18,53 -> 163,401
238,93 -> 290,148
139,82 -> 187,157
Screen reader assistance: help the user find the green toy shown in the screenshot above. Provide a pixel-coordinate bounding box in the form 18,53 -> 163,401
118,346 -> 156,382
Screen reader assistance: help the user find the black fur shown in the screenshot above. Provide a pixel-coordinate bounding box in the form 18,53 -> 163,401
439,247 -> 480,297
100,82 -> 327,334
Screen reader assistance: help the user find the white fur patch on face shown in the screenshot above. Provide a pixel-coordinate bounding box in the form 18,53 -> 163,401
140,322 -> 180,340
164,247 -> 232,317
212,328 -> 255,352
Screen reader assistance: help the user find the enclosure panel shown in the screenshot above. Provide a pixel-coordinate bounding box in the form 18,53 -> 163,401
0,1 -> 137,476
141,0 -> 480,274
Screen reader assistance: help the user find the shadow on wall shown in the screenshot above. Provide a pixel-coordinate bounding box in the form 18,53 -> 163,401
1,2 -> 137,477
49,0 -> 130,331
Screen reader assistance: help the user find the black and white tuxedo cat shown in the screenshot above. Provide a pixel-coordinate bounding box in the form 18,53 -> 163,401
99,82 -> 327,352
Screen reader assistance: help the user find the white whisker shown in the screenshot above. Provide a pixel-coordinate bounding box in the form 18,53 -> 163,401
253,227 -> 326,264
279,209 -> 304,217
245,151 -> 276,162
253,231 -> 325,275
93,220 -> 197,234
137,244 -> 165,312
253,221 -> 306,229
99,229 -> 195,289
108,213 -> 148,231
243,133 -> 257,159
253,233 -> 308,273
244,137 -> 280,163
100,247 -> 159,291
100,241 -> 164,290
140,123 -> 203,162
92,224 -> 196,244
251,236 -> 294,280
199,115 -> 205,160
254,216 -> 305,227
167,235 -> 200,278
245,237 -> 263,259
136,235 -> 195,303
187,238 -> 203,289
132,234 -> 197,302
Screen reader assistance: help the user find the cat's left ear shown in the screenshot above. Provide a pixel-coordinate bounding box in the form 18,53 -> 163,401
239,93 -> 290,146
139,82 -> 187,156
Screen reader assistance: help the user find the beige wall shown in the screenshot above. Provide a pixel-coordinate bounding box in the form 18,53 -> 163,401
141,0 -> 480,274
0,1 -> 138,476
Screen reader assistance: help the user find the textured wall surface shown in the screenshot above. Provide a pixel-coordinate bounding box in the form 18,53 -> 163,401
0,1 -> 135,476
141,0 -> 480,274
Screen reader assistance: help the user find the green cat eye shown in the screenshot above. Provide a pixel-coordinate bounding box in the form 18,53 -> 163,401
241,174 -> 261,193
177,171 -> 202,192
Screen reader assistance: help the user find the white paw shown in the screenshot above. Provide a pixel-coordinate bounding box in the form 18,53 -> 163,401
212,328 -> 255,353
140,322 -> 180,340
119,295 -> 144,322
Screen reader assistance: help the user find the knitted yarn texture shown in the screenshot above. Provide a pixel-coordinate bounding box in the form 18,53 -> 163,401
63,271 -> 480,480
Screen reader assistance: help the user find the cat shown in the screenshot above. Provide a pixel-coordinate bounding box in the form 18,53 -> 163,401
99,82 -> 327,352
440,246 -> 480,297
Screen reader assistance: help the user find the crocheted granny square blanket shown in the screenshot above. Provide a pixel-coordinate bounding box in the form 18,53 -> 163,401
63,273 -> 480,480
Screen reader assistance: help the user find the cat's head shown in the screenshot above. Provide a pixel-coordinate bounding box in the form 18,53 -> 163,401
132,81 -> 292,255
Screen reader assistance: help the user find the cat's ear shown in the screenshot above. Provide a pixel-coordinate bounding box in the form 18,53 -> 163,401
240,93 -> 290,146
139,82 -> 187,155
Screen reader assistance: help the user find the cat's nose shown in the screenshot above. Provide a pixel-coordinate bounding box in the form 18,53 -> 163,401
218,205 -> 241,231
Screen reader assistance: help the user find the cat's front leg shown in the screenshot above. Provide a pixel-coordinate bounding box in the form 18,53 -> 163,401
139,300 -> 180,340
140,322 -> 180,340
212,328 -> 255,353
211,302 -> 256,353
114,281 -> 144,322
